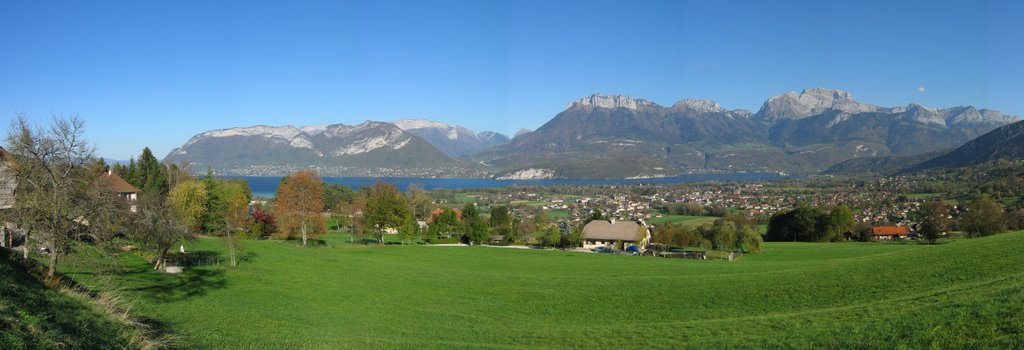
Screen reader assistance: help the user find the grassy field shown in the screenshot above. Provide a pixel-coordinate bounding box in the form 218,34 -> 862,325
545,209 -> 569,220
59,232 -> 1024,349
646,215 -> 717,226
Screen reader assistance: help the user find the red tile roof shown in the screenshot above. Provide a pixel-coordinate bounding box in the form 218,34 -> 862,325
872,226 -> 908,236
96,171 -> 140,194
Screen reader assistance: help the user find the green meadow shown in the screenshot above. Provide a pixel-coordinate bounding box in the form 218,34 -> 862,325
58,232 -> 1024,349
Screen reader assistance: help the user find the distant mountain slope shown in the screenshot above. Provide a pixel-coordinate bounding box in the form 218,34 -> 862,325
164,122 -> 455,176
162,89 -> 1020,179
908,120 -> 1024,172
823,150 -> 949,175
392,119 -> 509,157
476,88 -> 1018,178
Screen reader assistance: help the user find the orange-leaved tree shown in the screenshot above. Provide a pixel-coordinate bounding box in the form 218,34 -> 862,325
275,170 -> 324,246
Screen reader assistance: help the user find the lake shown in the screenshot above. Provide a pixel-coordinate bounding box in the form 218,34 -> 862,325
231,173 -> 788,198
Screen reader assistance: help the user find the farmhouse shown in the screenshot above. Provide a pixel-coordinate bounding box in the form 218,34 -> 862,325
872,225 -> 908,240
581,220 -> 650,250
95,170 -> 140,212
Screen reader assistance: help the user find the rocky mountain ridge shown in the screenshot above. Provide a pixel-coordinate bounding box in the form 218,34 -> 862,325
163,88 -> 1020,178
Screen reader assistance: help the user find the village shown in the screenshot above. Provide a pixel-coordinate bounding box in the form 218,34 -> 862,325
402,174 -> 960,253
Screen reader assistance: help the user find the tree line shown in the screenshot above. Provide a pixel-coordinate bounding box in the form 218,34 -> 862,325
652,214 -> 763,253
765,194 -> 1016,244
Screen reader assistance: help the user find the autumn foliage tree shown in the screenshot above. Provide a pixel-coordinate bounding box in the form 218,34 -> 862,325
275,170 -> 324,246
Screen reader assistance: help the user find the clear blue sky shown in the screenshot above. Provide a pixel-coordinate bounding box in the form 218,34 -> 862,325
1,0 -> 1022,160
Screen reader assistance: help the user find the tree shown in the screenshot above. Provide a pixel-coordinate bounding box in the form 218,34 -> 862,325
586,208 -> 604,224
135,147 -> 168,195
168,179 -> 208,235
428,208 -> 459,242
916,201 -> 949,244
397,214 -> 419,245
461,203 -> 488,245
220,179 -> 251,266
4,114 -> 100,277
765,206 -> 835,242
199,168 -> 227,234
539,225 -> 560,247
406,184 -> 434,221
489,205 -> 512,240
364,180 -> 410,244
736,224 -> 763,253
275,170 -> 324,246
322,183 -> 356,212
249,204 -> 276,239
961,194 -> 1005,237
828,205 -> 856,241
135,195 -> 187,270
634,225 -> 648,250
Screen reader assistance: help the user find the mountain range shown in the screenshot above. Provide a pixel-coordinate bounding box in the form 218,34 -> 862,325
392,119 -> 510,157
162,88 -> 1022,178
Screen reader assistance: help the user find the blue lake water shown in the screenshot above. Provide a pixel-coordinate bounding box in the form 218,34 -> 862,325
230,173 -> 788,198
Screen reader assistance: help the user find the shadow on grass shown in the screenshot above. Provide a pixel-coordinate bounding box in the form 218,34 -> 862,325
121,251 -> 229,303
126,267 -> 227,303
238,251 -> 258,264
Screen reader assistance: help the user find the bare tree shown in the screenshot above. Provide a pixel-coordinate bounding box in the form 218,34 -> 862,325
5,113 -> 97,277
135,195 -> 187,271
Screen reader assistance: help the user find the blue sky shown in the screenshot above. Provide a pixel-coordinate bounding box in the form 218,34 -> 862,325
1,0 -> 1022,160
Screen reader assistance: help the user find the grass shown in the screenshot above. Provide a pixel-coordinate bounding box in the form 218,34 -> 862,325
0,252 -> 139,349
646,215 -> 717,226
545,209 -> 569,220
58,232 -> 1024,349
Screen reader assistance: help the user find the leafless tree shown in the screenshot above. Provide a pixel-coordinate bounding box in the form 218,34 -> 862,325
4,113 -> 99,277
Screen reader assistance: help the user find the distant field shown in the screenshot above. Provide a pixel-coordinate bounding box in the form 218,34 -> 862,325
647,215 -> 716,226
545,209 -> 569,219
906,192 -> 942,199
62,232 -> 1024,348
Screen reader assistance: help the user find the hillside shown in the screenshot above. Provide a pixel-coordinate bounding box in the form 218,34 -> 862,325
909,120 -> 1024,172
0,252 -> 135,349
62,232 -> 1024,348
823,149 -> 949,175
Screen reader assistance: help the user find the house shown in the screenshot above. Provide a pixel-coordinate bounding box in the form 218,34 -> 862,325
0,148 -> 15,248
581,220 -> 650,250
0,147 -> 15,210
95,170 -> 140,212
872,225 -> 908,240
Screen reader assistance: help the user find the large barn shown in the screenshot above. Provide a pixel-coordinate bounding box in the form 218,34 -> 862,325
581,220 -> 650,250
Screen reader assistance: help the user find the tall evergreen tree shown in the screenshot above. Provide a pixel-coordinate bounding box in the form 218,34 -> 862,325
461,203 -> 488,244
137,147 -> 168,195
